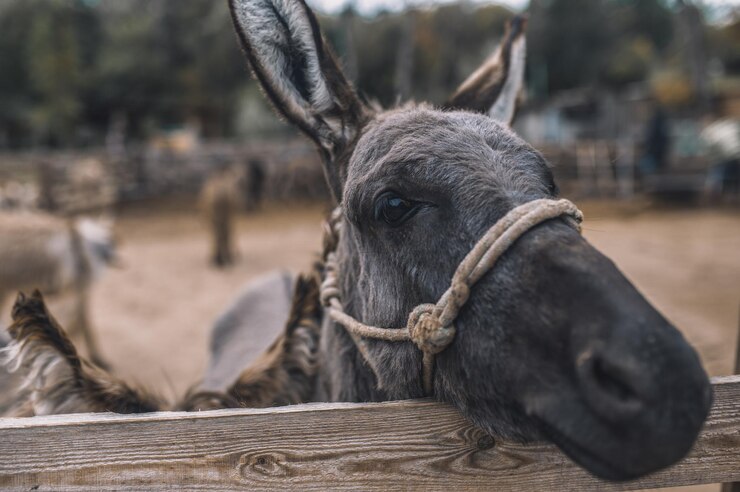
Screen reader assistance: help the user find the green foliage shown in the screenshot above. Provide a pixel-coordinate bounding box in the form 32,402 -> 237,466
0,1 -> 35,147
28,1 -> 85,145
92,0 -> 249,139
0,0 -> 250,147
0,0 -> 99,147
615,0 -> 674,53
323,4 -> 512,107
604,37 -> 654,87
529,0 -> 611,94
528,0 -> 675,95
0,0 -> 734,149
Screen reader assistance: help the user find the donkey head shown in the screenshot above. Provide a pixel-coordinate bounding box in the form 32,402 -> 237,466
230,0 -> 711,480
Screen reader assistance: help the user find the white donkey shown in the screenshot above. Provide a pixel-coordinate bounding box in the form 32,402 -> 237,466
0,211 -> 115,367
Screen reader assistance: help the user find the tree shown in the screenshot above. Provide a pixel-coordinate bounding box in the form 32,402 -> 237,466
529,0 -> 612,95
0,0 -> 36,147
27,0 -> 100,146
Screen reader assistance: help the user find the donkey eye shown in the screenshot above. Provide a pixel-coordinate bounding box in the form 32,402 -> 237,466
374,192 -> 421,227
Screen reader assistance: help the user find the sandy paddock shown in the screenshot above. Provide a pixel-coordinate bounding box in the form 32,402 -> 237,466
2,200 -> 738,401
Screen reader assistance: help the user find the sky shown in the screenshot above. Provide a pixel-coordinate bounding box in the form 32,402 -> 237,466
307,0 -> 739,17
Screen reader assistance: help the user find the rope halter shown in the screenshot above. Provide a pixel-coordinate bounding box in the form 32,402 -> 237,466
320,198 -> 584,396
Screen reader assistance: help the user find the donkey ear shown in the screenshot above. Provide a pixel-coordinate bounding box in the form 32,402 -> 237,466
229,0 -> 367,199
444,15 -> 527,126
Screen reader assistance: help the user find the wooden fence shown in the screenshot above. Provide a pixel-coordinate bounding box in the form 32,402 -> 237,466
0,375 -> 737,491
0,140 -> 328,212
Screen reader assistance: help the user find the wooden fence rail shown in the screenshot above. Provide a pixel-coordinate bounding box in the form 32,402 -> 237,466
0,375 -> 738,491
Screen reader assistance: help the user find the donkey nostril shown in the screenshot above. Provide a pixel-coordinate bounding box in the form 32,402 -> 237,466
591,357 -> 638,403
577,349 -> 644,421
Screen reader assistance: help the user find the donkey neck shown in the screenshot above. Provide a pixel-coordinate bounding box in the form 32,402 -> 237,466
314,316 -> 385,402
314,221 -> 427,403
314,234 -> 385,402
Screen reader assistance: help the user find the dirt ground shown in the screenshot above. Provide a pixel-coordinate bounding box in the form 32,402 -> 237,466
5,199 -> 737,399
79,200 -> 329,399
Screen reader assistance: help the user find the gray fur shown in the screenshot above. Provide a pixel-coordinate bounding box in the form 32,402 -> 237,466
489,34 -> 526,123
0,326 -> 20,416
232,0 -> 711,480
203,270 -> 294,391
317,107 -> 556,403
0,364 -> 23,416
0,212 -> 115,367
315,108 -> 710,480
232,0 -> 334,120
229,0 -> 368,199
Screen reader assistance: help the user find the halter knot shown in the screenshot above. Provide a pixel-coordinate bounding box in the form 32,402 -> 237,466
407,304 -> 456,355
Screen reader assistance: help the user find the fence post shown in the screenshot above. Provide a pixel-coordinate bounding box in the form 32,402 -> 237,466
616,137 -> 635,199
721,310 -> 740,492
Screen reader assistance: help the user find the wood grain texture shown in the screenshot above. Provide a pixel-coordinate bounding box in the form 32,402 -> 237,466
0,376 -> 738,491
720,321 -> 740,492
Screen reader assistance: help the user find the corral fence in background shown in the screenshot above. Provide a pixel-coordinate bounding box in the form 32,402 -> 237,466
539,140 -> 721,202
3,136 -> 733,217
0,375 -> 738,491
0,139 -> 329,214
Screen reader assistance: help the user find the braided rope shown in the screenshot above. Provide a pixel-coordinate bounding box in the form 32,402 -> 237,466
320,198 -> 583,395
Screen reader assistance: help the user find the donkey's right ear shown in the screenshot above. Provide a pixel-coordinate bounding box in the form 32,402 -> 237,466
444,15 -> 527,126
229,0 -> 367,199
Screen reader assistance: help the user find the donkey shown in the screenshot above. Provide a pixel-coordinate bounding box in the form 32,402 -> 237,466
1,1 -> 711,482
0,211 -> 115,367
199,165 -> 247,267
0,181 -> 39,211
0,267 -> 322,416
223,1 -> 711,480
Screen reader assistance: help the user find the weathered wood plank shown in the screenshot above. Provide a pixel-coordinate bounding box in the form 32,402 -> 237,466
720,320 -> 740,492
0,376 -> 738,491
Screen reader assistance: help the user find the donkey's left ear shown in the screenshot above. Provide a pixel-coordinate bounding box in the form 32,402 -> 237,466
229,0 -> 368,200
444,15 -> 527,126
